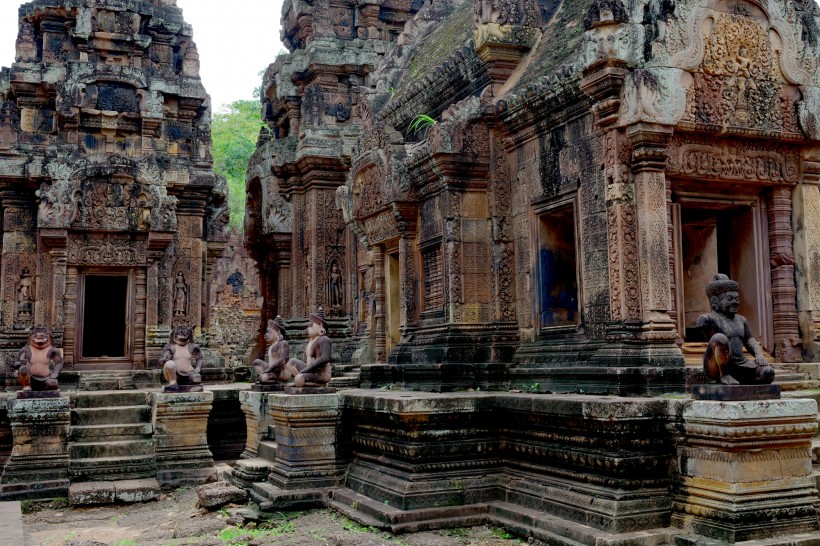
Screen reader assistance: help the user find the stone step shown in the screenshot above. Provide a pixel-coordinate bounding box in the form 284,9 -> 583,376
328,376 -> 359,388
777,379 -> 820,391
229,457 -> 271,488
71,405 -> 152,426
72,390 -> 152,408
70,423 -> 153,442
70,439 -> 154,460
78,372 -> 136,391
69,454 -> 156,482
249,481 -> 324,510
69,478 -> 160,505
489,502 -> 674,546
257,439 -> 277,462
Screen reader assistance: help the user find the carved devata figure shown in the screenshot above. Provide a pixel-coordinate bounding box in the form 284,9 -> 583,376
253,316 -> 292,383
160,325 -> 204,391
697,274 -> 776,385
286,308 -> 333,387
16,267 -> 34,324
15,326 -> 63,393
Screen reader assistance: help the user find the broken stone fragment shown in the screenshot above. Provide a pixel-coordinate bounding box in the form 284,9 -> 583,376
195,480 -> 248,510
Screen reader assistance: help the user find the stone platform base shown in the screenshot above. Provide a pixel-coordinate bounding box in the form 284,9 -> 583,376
283,386 -> 336,394
15,389 -> 60,399
0,479 -> 69,501
691,384 -> 781,400
327,487 -> 677,543
251,383 -> 285,392
68,478 -> 160,505
163,384 -> 204,393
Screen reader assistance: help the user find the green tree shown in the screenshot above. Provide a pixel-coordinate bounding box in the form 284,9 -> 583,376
211,99 -> 264,231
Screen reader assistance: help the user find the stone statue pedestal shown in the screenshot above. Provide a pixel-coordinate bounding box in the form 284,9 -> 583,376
673,399 -> 819,542
0,396 -> 70,500
153,391 -> 216,489
284,386 -> 336,395
162,384 -> 203,393
15,389 -> 61,399
690,384 -> 781,401
250,393 -> 344,509
251,383 -> 285,392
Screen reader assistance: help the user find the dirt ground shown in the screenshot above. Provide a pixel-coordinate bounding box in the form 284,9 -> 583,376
22,488 -> 526,546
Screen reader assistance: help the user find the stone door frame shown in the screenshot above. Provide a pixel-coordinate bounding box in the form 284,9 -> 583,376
669,186 -> 774,354
73,267 -> 137,370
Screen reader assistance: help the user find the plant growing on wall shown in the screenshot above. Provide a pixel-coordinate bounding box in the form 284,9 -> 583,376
408,114 -> 436,138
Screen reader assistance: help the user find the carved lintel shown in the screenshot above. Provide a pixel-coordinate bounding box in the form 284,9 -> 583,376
626,123 -> 673,172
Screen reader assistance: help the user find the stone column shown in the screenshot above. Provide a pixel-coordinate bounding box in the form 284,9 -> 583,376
767,188 -> 801,362
0,397 -> 70,500
154,391 -> 216,488
673,399 -> 819,542
268,393 -> 344,491
238,390 -> 273,459
398,236 -> 416,329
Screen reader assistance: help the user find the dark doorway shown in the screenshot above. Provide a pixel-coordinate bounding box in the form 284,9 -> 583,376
82,275 -> 128,358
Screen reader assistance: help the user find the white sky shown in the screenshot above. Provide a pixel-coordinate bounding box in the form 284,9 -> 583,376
0,0 -> 285,110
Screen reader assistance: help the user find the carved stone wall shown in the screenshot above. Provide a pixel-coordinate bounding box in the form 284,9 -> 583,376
246,0 -> 820,393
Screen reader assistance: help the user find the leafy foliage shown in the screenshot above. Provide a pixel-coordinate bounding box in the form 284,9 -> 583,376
211,99 -> 265,231
408,113 -> 436,137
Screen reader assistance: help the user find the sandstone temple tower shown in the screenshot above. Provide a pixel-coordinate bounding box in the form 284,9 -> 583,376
0,0 -> 227,376
249,0 -> 820,394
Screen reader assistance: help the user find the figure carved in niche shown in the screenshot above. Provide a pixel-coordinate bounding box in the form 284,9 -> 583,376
697,274 -> 776,385
15,326 -> 63,392
173,271 -> 188,316
227,271 -> 244,295
160,325 -> 203,390
329,262 -> 344,307
253,316 -> 293,382
286,308 -> 333,387
16,267 -> 34,322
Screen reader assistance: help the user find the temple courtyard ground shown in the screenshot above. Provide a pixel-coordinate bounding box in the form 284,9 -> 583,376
19,487 -> 525,546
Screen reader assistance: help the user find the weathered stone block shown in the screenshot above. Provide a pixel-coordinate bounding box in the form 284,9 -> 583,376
266,393 -> 344,491
196,480 -> 248,510
154,391 -> 216,489
673,399 -> 820,542
0,396 -> 70,500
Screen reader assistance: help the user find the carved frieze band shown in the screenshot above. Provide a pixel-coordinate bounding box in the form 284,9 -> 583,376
666,138 -> 799,183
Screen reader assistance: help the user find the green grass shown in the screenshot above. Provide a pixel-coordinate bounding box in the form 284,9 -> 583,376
217,521 -> 295,545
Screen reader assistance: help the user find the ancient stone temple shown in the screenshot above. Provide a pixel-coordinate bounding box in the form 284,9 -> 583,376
244,0 -> 421,363
0,0 -> 228,377
250,0 -> 820,395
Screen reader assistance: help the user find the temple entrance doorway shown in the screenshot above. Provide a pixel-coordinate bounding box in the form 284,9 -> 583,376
75,271 -> 134,369
671,193 -> 774,362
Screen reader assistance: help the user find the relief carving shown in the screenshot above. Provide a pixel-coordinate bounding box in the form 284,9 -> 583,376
666,137 -> 799,183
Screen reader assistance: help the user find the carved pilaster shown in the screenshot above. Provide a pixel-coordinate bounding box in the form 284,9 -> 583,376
626,123 -> 676,340
373,247 -> 386,362
794,181 -> 820,360
398,236 -> 415,328
767,187 -> 801,362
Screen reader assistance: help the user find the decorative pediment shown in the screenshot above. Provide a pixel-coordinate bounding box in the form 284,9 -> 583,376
627,0 -> 820,136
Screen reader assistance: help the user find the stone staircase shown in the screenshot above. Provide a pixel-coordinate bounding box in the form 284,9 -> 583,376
77,371 -> 135,391
68,391 -> 160,503
329,363 -> 360,388
230,423 -> 277,490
